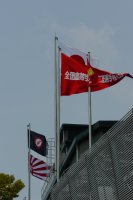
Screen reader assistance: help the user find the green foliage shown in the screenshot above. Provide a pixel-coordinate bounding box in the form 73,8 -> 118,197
0,173 -> 25,200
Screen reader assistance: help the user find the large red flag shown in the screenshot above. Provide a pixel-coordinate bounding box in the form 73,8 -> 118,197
61,53 -> 133,96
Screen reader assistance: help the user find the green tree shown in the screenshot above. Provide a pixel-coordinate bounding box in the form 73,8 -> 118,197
0,173 -> 25,200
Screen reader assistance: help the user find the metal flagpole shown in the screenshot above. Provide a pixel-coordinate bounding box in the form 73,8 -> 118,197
88,52 -> 92,200
88,86 -> 92,150
54,36 -> 58,179
54,36 -> 60,182
27,123 -> 31,200
57,46 -> 61,182
88,52 -> 92,150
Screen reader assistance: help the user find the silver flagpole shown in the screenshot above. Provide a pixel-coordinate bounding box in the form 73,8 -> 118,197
88,53 -> 92,200
88,52 -> 92,150
54,36 -> 58,179
27,123 -> 31,200
88,86 -> 92,150
57,46 -> 61,182
54,36 -> 61,182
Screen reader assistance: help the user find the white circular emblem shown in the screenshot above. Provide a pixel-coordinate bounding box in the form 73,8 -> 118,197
35,138 -> 43,148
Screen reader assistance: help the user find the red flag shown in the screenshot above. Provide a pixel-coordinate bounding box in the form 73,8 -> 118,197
61,53 -> 133,96
61,53 -> 89,95
29,154 -> 51,180
87,64 -> 133,92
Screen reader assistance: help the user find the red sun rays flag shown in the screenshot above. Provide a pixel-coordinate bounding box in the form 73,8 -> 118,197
58,42 -> 133,96
29,154 -> 51,180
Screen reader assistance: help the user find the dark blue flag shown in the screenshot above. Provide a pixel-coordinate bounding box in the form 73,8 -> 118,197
28,130 -> 47,156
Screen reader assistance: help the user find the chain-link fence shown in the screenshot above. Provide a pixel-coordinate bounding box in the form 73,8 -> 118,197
51,108 -> 133,200
41,138 -> 55,200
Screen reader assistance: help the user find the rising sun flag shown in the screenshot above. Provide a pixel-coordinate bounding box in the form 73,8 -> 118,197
29,154 -> 51,181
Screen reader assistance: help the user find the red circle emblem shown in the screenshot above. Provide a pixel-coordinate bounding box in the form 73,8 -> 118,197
35,138 -> 43,148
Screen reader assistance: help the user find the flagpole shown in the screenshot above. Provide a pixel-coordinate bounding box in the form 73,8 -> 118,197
88,86 -> 92,150
54,35 -> 58,179
27,123 -> 31,200
88,53 -> 92,200
57,46 -> 61,182
54,35 -> 60,182
88,52 -> 92,150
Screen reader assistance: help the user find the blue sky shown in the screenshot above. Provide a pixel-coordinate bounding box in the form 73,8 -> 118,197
0,1 -> 133,200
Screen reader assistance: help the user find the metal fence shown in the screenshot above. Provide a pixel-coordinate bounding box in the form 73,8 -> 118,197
51,108 -> 133,200
41,138 -> 55,200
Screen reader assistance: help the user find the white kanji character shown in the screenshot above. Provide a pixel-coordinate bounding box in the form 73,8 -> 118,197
84,74 -> 89,82
99,75 -> 109,83
70,72 -> 76,80
64,71 -> 70,79
79,73 -> 85,81
75,72 -> 80,80
112,75 -> 117,81
108,75 -> 113,82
